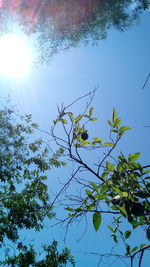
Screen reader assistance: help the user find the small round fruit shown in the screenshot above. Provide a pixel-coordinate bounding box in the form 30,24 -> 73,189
81,132 -> 88,141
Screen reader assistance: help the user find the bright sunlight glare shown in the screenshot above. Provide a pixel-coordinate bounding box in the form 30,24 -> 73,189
0,34 -> 32,78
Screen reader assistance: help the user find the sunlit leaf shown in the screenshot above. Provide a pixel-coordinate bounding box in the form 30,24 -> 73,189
67,112 -> 74,123
106,161 -> 114,171
107,225 -> 115,233
62,119 -> 68,124
112,108 -> 117,123
89,107 -> 94,117
131,246 -> 138,253
128,153 -> 140,163
90,182 -> 98,192
53,118 -> 60,125
90,117 -> 98,121
103,142 -> 114,146
114,118 -> 122,128
120,126 -> 131,132
140,244 -> 147,249
75,115 -> 82,123
86,204 -> 95,211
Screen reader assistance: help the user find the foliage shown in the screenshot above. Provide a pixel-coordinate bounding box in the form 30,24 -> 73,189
50,91 -> 150,266
0,103 -> 75,267
0,240 -> 75,267
1,0 -> 150,62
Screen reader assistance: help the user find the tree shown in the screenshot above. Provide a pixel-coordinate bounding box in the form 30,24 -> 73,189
1,240 -> 75,267
48,90 -> 150,266
0,102 -> 75,266
0,0 -> 150,63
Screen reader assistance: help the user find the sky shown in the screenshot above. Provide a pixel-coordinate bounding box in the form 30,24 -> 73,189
0,9 -> 150,267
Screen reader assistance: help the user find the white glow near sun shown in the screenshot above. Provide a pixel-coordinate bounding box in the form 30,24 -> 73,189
0,34 -> 32,78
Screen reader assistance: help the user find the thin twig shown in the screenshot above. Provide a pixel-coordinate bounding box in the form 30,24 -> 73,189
142,73 -> 150,90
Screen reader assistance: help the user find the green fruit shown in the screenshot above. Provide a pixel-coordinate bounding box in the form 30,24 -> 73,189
81,132 -> 88,141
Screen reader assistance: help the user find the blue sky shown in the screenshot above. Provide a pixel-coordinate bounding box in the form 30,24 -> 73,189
0,11 -> 150,267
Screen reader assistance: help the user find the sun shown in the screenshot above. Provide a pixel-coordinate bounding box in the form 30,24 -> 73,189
0,33 -> 32,78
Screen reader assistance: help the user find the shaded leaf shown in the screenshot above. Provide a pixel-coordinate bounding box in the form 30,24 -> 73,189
131,246 -> 138,253
107,120 -> 113,127
65,207 -> 74,212
93,212 -> 102,231
124,230 -> 131,239
126,244 -> 131,255
111,234 -> 118,243
146,227 -> 150,241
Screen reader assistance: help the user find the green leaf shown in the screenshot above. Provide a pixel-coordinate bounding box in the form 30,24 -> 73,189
90,182 -> 98,192
122,192 -> 128,198
92,137 -> 104,144
107,120 -> 113,127
74,143 -> 81,148
111,234 -> 118,243
89,107 -> 94,117
111,205 -> 118,210
124,230 -> 131,239
75,115 -> 82,123
100,184 -> 108,194
90,117 -> 98,121
103,142 -> 114,146
143,169 -> 150,174
85,189 -> 92,196
126,244 -> 131,255
65,207 -> 74,212
120,126 -> 131,132
112,186 -> 123,196
53,118 -> 60,125
114,118 -> 122,128
93,212 -> 102,231
140,244 -> 147,249
119,206 -> 127,217
146,227 -> 150,241
86,204 -> 95,211
62,119 -> 68,124
106,161 -> 114,171
112,108 -> 117,123
107,225 -> 115,233
131,246 -> 138,253
128,153 -> 140,163
67,112 -> 74,122
84,114 -> 90,118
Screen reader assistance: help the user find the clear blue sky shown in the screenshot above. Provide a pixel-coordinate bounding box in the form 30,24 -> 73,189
0,11 -> 150,267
